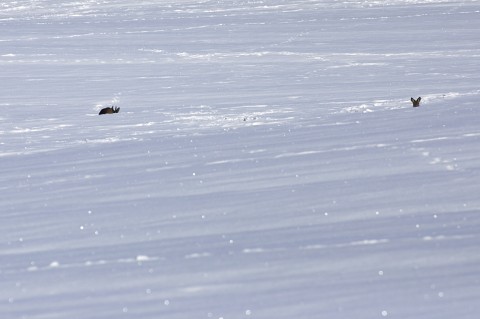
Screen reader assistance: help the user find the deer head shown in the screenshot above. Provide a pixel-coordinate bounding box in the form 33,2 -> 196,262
99,106 -> 120,115
411,97 -> 421,107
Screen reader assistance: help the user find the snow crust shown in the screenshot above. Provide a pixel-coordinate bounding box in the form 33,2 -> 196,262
1,1 -> 480,318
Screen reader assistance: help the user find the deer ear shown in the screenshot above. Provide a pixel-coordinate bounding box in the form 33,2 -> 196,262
411,98 -> 415,102
417,97 -> 421,102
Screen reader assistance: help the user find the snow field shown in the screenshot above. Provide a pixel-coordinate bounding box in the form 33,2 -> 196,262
1,1 -> 480,318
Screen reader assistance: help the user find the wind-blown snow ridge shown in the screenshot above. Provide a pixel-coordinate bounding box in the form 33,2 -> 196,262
11,237 -> 394,275
341,90 -> 480,113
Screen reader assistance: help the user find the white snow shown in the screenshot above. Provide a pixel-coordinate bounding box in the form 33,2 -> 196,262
1,1 -> 480,318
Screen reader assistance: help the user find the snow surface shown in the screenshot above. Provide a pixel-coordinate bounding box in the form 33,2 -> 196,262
1,1 -> 480,318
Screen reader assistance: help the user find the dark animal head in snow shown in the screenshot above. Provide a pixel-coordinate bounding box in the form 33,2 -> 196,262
99,106 -> 120,115
411,97 -> 421,107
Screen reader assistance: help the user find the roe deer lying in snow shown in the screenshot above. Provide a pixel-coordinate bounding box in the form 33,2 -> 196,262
99,106 -> 120,115
411,97 -> 421,107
